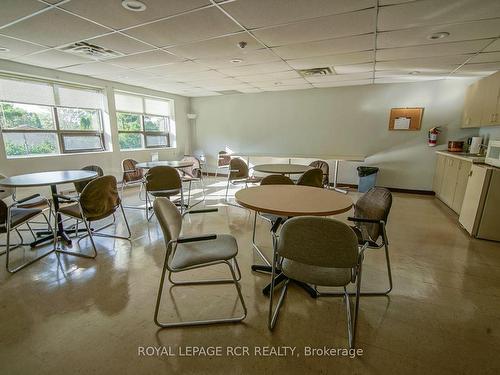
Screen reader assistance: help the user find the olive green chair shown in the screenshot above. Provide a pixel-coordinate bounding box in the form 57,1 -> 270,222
57,175 -> 131,258
309,160 -> 329,187
296,168 -> 324,188
145,166 -> 183,220
74,165 -> 104,194
225,158 -> 262,201
121,158 -> 146,207
153,197 -> 247,328
268,216 -> 366,348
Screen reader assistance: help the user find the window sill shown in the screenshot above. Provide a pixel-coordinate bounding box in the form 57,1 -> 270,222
5,149 -> 113,160
119,146 -> 177,152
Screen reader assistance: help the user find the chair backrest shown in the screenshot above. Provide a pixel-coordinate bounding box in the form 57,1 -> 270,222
229,158 -> 249,180
79,175 -> 120,220
218,151 -> 231,167
0,199 -> 7,228
277,216 -> 358,268
309,160 -> 329,186
74,165 -> 104,193
296,168 -> 324,188
145,166 -> 182,192
0,174 -> 14,200
260,174 -> 294,185
181,155 -> 202,178
354,187 -> 392,241
122,159 -> 143,183
154,197 -> 182,244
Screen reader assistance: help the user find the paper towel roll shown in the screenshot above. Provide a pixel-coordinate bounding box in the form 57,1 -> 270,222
470,136 -> 483,154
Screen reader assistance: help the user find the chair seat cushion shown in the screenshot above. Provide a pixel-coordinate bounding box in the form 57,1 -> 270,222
149,189 -> 181,198
170,234 -> 238,270
5,208 -> 43,231
17,196 -> 48,209
59,203 -> 114,222
351,226 -> 379,247
281,258 -> 352,287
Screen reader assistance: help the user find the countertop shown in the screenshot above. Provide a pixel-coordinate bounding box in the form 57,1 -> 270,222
436,150 -> 486,163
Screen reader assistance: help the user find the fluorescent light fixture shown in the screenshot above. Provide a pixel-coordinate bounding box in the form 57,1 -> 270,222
0,47 -> 10,52
121,0 -> 147,12
230,59 -> 243,63
427,32 -> 450,40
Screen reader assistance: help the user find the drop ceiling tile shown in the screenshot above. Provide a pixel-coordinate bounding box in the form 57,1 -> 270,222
60,62 -> 130,75
378,0 -> 500,31
333,63 -> 373,74
375,70 -> 449,78
286,51 -> 374,69
0,9 -> 111,47
379,0 -> 414,4
484,39 -> 500,52
262,84 -> 312,92
253,9 -> 375,46
469,52 -> 500,64
221,0 -> 375,29
305,71 -> 373,83
124,7 -> 242,47
375,76 -> 444,84
312,79 -> 372,87
60,0 -> 211,30
253,77 -> 308,88
456,62 -> 500,75
237,70 -> 301,82
14,49 -> 93,68
0,0 -> 47,28
85,33 -> 154,55
166,33 -> 263,59
236,87 -> 264,93
192,77 -> 247,87
139,61 -> 211,75
216,61 -> 292,76
377,19 -> 500,49
178,70 -> 229,82
272,34 -> 374,60
106,50 -> 183,68
184,91 -> 221,97
377,40 -> 492,61
375,55 -> 472,71
0,35 -> 47,59
194,49 -> 281,69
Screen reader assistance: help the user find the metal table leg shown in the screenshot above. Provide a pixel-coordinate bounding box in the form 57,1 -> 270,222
333,160 -> 348,194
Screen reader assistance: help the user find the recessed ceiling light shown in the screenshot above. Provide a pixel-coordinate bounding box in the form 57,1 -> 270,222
427,32 -> 450,40
230,58 -> 243,64
121,0 -> 147,12
409,71 -> 420,75
0,47 -> 10,52
274,82 -> 282,86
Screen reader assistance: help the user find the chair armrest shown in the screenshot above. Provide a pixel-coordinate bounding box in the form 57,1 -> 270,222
15,193 -> 41,205
347,216 -> 383,224
54,194 -> 78,203
187,208 -> 218,215
176,234 -> 217,243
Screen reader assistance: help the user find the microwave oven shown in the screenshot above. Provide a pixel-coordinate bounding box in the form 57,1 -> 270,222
485,140 -> 500,168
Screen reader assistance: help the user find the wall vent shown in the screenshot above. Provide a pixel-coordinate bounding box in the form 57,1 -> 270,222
216,90 -> 242,95
59,42 -> 124,60
297,67 -> 334,77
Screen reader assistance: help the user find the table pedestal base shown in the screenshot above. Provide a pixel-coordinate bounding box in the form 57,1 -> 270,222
252,264 -> 318,298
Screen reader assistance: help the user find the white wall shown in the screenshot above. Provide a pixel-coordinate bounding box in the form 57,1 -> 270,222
0,59 -> 190,194
192,79 -> 479,190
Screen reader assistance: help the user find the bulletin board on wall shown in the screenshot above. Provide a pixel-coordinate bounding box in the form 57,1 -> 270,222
388,107 -> 424,131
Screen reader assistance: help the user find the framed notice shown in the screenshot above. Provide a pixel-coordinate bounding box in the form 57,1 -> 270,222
388,108 -> 423,131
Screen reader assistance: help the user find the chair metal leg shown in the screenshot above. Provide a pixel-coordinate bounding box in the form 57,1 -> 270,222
251,211 -> 272,268
155,259 -> 247,328
225,179 -> 230,201
57,215 -> 97,259
90,205 -> 132,241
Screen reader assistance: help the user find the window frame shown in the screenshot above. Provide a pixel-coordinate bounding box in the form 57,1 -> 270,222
0,100 -> 105,157
116,109 -> 171,151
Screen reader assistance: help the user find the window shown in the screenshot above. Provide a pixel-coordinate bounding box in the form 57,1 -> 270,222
0,77 -> 106,158
115,92 -> 173,150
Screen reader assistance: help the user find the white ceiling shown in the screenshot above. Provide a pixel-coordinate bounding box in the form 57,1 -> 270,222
0,0 -> 499,97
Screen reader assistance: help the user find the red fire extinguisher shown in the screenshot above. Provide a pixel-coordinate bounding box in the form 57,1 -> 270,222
428,127 -> 441,147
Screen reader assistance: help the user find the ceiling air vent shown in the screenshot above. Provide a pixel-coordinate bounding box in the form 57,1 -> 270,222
216,90 -> 242,95
297,67 -> 334,77
59,42 -> 123,60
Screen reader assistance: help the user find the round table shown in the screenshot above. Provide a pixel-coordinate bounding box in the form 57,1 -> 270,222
136,161 -> 193,169
0,170 -> 98,247
235,185 -> 353,298
253,163 -> 311,175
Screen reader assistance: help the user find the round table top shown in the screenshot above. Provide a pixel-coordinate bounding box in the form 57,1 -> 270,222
136,161 -> 194,169
253,163 -> 312,174
0,170 -> 98,188
235,185 -> 353,217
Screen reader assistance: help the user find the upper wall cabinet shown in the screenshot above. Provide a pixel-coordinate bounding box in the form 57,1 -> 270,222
462,71 -> 500,128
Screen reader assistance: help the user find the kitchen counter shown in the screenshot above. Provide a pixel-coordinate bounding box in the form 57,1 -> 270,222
436,151 -> 486,163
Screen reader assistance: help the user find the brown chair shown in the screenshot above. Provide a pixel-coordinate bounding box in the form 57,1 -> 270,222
145,166 -> 184,220
296,168 -> 324,188
74,165 -> 104,194
180,155 -> 205,208
225,158 -> 262,201
215,151 -> 231,179
153,197 -> 246,328
251,175 -> 294,269
121,158 -> 145,204
57,175 -> 131,258
309,160 -> 329,187
1,195 -> 53,273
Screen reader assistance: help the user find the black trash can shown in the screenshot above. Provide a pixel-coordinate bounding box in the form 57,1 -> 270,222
357,166 -> 379,193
